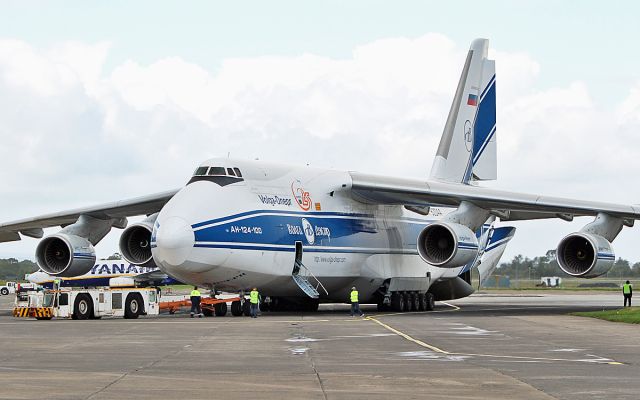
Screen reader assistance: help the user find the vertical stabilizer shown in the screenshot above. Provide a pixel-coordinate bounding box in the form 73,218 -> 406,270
430,39 -> 497,184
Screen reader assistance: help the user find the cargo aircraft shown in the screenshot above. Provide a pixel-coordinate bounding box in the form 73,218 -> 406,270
1,39 -> 637,312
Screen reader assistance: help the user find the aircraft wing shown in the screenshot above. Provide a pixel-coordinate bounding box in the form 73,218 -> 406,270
0,189 -> 179,243
349,172 -> 640,222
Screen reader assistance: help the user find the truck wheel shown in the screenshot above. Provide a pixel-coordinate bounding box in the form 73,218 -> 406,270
124,294 -> 142,319
215,302 -> 228,317
242,300 -> 252,316
230,300 -> 243,316
1,288 -> 8,295
74,294 -> 93,320
202,307 -> 213,317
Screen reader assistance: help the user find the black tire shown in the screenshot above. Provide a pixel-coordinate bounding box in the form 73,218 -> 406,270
36,316 -> 53,320
407,293 -> 416,311
391,292 -> 404,312
202,307 -> 214,317
402,293 -> 411,312
73,294 -> 93,320
230,300 -> 243,316
417,293 -> 427,311
425,293 -> 435,311
242,300 -> 252,316
124,294 -> 142,319
1,288 -> 8,296
214,302 -> 227,317
304,300 -> 319,312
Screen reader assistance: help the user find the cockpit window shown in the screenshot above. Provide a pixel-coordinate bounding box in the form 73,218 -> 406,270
233,168 -> 242,177
207,167 -> 226,176
193,166 -> 208,176
227,168 -> 235,176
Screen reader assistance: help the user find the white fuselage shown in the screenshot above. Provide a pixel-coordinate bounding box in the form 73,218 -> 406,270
151,158 -> 461,302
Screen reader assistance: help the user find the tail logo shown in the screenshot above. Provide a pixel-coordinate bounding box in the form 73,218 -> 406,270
464,120 -> 472,152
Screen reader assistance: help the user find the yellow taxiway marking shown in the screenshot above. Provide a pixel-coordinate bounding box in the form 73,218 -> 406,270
365,306 -> 623,365
365,316 -> 450,354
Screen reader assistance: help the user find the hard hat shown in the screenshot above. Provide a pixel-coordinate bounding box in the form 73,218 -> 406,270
352,286 -> 356,290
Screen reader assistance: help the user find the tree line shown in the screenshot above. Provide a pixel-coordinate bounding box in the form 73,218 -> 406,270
0,258 -> 38,281
496,250 -> 640,279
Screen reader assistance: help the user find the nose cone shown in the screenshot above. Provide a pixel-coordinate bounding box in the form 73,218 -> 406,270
155,216 -> 194,267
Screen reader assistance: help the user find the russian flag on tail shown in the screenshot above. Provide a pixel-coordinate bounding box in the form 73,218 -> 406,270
467,93 -> 478,106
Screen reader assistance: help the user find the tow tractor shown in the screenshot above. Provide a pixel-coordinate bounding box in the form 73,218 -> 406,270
13,285 -> 159,320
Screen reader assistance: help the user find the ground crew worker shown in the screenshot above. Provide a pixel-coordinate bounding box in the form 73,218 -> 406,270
623,280 -> 632,307
249,287 -> 260,318
53,278 -> 61,291
350,286 -> 364,317
190,286 -> 202,318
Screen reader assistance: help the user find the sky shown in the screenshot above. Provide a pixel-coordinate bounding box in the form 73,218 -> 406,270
1,1 -> 640,264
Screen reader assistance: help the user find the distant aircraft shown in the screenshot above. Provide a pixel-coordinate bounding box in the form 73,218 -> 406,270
26,259 -> 178,288
1,38 -> 637,312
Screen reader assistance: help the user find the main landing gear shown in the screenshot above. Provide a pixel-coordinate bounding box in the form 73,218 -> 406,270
379,291 -> 434,312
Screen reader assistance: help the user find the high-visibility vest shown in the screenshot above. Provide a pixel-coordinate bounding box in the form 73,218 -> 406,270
350,290 -> 358,303
250,290 -> 259,304
191,290 -> 201,297
623,284 -> 632,294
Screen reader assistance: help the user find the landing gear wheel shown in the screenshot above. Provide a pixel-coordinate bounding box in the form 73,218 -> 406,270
425,293 -> 435,311
230,300 -> 243,316
215,302 -> 228,317
417,293 -> 427,311
304,300 -> 319,312
402,293 -> 411,312
391,293 -> 404,312
74,294 -> 93,320
124,294 -> 142,319
243,300 -> 252,316
409,292 -> 420,311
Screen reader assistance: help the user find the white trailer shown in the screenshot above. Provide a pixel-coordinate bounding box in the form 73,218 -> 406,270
13,287 -> 159,320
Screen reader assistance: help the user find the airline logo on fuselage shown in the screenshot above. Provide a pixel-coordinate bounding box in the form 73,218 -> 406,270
90,263 -> 158,275
291,180 -> 312,211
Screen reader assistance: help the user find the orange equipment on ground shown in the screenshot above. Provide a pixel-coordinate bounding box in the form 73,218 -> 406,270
159,296 -> 241,315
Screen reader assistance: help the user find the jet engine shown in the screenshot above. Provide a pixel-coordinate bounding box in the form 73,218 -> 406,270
35,233 -> 96,276
34,214 -> 125,277
417,222 -> 479,268
119,214 -> 158,267
556,232 -> 615,278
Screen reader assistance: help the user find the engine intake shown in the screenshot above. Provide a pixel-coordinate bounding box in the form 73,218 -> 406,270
35,234 -> 96,276
556,232 -> 614,278
417,222 -> 479,268
119,214 -> 157,267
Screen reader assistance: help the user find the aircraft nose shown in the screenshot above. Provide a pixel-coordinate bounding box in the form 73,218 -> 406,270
155,216 -> 194,267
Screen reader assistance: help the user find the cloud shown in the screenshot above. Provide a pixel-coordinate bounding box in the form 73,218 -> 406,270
0,34 -> 638,262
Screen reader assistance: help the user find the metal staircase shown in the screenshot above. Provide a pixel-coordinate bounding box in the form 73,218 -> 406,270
292,260 -> 328,299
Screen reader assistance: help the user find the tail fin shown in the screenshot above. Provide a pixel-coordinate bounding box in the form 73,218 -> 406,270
430,38 -> 497,184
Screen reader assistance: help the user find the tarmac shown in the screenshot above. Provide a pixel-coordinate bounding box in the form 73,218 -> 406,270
0,291 -> 637,400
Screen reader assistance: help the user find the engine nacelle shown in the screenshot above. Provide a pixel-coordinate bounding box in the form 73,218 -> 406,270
119,215 -> 157,267
556,232 -> 615,278
417,222 -> 479,268
35,234 -> 96,277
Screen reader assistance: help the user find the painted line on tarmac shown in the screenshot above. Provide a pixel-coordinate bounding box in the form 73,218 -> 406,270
365,315 -> 624,365
366,316 -> 450,354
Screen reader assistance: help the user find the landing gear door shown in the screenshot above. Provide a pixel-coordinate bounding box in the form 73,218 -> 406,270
293,241 -> 303,275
